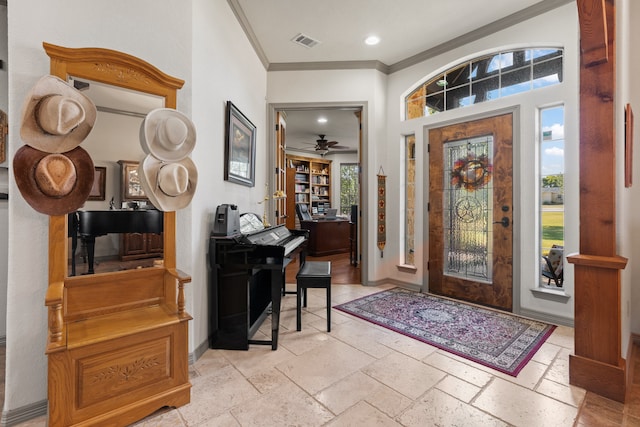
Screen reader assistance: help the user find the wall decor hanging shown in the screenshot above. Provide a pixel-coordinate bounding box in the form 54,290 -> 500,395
377,166 -> 386,257
625,103 -> 634,188
225,101 -> 256,187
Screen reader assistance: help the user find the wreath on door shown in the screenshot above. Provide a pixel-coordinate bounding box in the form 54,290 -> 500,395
450,152 -> 492,191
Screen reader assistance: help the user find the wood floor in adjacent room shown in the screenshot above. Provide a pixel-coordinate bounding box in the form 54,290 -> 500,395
285,252 -> 360,285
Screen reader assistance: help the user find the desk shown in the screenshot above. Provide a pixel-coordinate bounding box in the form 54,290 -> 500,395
301,219 -> 350,256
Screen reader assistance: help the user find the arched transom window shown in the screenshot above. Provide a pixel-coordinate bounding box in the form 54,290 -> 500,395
405,48 -> 563,120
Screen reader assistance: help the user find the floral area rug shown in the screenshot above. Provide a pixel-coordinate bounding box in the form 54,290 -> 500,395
334,288 -> 556,376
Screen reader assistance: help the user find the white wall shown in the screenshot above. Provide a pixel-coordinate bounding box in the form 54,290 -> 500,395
386,3 -> 579,322
0,3 -> 8,343
6,0 -> 193,414
622,0 -> 639,346
268,69 -> 387,283
190,0 -> 268,354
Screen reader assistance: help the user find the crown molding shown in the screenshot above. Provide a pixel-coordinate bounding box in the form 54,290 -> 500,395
388,0 -> 574,73
268,60 -> 389,74
227,0 -> 269,70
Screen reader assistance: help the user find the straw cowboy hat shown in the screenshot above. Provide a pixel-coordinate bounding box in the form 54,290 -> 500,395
138,154 -> 197,211
139,108 -> 196,162
13,145 -> 94,216
20,75 -> 97,153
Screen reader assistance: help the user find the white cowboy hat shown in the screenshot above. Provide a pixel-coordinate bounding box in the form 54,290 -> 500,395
20,75 -> 97,153
13,145 -> 94,216
138,154 -> 197,211
139,108 -> 196,162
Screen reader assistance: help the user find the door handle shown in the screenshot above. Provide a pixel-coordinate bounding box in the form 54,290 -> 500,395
493,217 -> 510,227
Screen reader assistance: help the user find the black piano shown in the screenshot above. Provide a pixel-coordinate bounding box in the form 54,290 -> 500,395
69,209 -> 163,275
209,224 -> 308,350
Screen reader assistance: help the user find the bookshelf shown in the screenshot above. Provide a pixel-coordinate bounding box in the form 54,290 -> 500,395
285,154 -> 332,229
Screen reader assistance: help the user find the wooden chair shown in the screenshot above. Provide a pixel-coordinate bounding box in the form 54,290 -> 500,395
542,244 -> 564,287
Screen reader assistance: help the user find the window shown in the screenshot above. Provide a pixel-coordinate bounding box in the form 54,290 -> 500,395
405,48 -> 563,120
405,135 -> 416,265
539,105 -> 565,288
340,163 -> 359,217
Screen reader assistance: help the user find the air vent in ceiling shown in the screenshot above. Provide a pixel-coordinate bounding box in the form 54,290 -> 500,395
291,33 -> 321,48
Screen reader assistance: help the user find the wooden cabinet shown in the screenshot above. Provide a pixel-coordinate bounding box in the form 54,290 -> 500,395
286,154 -> 332,228
120,232 -> 164,261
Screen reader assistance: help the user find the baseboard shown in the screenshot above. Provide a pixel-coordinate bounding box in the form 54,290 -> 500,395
518,308 -> 574,328
0,399 -> 47,427
366,278 -> 421,293
570,353 -> 626,402
190,338 -> 210,364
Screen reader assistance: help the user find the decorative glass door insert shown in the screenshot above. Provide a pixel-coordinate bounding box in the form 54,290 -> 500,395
443,136 -> 494,283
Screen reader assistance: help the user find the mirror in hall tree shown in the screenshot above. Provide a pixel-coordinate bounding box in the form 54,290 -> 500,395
42,42 -> 184,278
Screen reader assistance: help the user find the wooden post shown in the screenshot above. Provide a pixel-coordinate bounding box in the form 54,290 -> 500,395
568,0 -> 628,402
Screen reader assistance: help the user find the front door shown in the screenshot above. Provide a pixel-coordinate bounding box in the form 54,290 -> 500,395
428,113 -> 513,311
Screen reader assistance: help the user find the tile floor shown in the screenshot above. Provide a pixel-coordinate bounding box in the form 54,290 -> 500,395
12,284 -> 640,426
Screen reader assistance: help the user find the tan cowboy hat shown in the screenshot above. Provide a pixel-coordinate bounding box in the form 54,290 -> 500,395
138,154 -> 197,211
13,145 -> 94,216
139,108 -> 196,162
20,75 -> 97,153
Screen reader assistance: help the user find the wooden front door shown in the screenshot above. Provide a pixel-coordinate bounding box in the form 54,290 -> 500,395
428,113 -> 513,311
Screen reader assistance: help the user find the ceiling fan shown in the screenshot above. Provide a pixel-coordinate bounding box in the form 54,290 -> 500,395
313,135 -> 349,155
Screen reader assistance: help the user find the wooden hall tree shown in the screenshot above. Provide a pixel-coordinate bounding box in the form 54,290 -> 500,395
568,0 -> 628,402
43,43 -> 192,426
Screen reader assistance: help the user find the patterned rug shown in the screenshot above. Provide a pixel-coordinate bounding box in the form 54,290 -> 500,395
334,288 -> 556,376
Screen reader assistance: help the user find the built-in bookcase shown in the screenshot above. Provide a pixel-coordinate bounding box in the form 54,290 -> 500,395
285,154 -> 332,229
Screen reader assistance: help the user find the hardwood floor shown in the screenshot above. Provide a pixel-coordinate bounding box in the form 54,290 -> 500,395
285,251 -> 360,284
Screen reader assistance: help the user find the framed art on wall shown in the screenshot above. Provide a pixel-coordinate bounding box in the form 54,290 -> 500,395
118,160 -> 147,201
224,101 -> 256,187
88,166 -> 106,201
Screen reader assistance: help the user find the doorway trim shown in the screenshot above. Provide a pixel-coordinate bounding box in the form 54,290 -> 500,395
267,101 -> 369,286
423,106 -> 521,314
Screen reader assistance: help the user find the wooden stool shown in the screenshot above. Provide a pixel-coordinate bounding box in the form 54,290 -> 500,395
296,261 -> 331,332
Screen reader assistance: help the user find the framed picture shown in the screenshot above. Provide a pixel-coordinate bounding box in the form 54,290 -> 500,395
225,101 -> 256,187
625,103 -> 634,188
88,166 -> 106,201
118,160 -> 147,201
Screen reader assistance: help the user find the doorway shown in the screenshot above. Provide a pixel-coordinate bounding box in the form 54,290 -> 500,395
270,104 -> 365,285
428,113 -> 513,311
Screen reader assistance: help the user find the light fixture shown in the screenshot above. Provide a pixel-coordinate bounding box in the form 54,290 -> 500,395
317,117 -> 327,123
317,148 -> 329,156
365,35 -> 380,46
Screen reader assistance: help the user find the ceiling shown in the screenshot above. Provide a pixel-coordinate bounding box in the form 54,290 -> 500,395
231,0 -> 571,153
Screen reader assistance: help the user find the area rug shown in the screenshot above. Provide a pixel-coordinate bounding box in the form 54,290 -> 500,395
334,288 -> 556,376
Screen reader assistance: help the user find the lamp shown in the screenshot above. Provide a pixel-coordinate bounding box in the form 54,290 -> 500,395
317,148 -> 329,156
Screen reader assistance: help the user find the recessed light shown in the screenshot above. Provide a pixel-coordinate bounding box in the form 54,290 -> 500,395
365,35 -> 380,46
317,117 -> 328,123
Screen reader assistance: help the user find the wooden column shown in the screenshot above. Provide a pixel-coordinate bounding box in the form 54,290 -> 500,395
567,0 -> 628,402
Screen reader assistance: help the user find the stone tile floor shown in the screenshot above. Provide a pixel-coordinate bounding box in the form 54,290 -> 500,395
11,284 -> 640,426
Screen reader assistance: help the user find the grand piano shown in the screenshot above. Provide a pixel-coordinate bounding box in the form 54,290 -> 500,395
209,223 -> 308,350
69,209 -> 164,275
